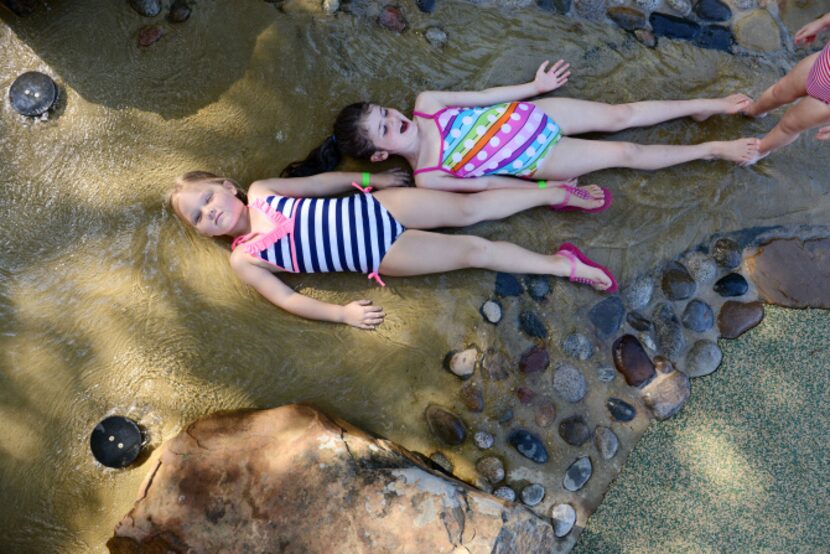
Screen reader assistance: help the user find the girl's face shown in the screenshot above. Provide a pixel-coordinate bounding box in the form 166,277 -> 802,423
173,180 -> 246,237
363,105 -> 417,159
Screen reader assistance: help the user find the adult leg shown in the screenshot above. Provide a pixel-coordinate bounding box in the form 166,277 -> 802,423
379,230 -> 613,290
744,51 -> 819,117
372,184 -> 606,229
744,96 -> 830,163
535,136 -> 760,180
532,95 -> 751,136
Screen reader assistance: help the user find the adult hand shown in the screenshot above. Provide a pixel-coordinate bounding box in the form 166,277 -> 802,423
342,299 -> 385,330
533,59 -> 571,94
373,168 -> 412,189
816,125 -> 830,141
794,15 -> 829,45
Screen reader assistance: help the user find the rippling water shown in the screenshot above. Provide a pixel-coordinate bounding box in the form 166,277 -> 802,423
1,1 -> 829,551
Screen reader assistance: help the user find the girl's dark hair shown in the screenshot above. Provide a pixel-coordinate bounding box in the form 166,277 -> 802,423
281,102 -> 376,177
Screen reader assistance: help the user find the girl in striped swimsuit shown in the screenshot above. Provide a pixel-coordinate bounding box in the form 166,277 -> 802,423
170,170 -> 617,329
285,60 -> 759,193
743,12 -> 830,164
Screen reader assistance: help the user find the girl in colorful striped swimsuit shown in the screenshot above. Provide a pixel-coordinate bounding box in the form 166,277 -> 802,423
743,12 -> 830,164
285,60 -> 759,193
170,170 -> 617,329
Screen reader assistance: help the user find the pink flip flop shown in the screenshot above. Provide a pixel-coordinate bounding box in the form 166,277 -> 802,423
550,183 -> 613,213
556,242 -> 618,293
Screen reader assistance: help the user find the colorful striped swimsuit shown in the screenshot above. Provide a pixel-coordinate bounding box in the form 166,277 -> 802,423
806,41 -> 830,105
412,102 -> 562,178
232,192 -> 405,284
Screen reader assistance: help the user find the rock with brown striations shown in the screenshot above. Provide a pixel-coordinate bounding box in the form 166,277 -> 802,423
744,238 -> 830,309
612,334 -> 656,387
426,404 -> 467,444
107,406 -> 555,553
640,367 -> 690,420
718,300 -> 764,339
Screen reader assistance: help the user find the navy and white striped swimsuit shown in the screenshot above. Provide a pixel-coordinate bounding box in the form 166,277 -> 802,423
232,193 -> 405,280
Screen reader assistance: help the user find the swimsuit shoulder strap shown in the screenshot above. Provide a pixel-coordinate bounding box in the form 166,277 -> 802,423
413,107 -> 454,176
232,196 -> 296,255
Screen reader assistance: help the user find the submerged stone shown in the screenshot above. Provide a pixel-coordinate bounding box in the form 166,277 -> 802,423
685,340 -> 722,377
634,29 -> 658,48
626,311 -> 653,332
525,275 -> 551,300
476,456 -> 505,484
508,429 -> 549,464
612,334 -> 656,387
589,296 -> 625,336
551,504 -> 577,537
493,486 -> 516,502
415,0 -> 436,13
425,405 -> 466,445
607,6 -> 646,31
718,300 -> 764,339
734,9 -> 781,52
521,483 -> 545,507
496,272 -> 523,297
682,299 -> 714,332
559,415 -> 591,446
534,400 -> 556,428
138,25 -> 164,47
653,303 -> 686,360
460,382 -> 484,413
516,387 -> 536,405
650,12 -> 700,40
9,71 -> 58,117
597,366 -> 616,382
480,300 -> 502,324
378,5 -> 407,33
130,0 -> 161,16
594,426 -> 619,459
474,431 -> 494,450
553,364 -> 587,403
606,397 -> 636,421
429,451 -> 453,473
536,0 -> 571,13
661,261 -> 697,300
683,251 -> 717,284
446,348 -> 477,379
519,311 -> 548,339
641,369 -> 691,420
666,0 -> 691,15
714,273 -> 749,297
574,0 -> 605,20
481,349 -> 509,381
563,456 -> 592,491
424,26 -> 448,48
712,237 -> 741,269
563,333 -> 593,360
519,346 -> 549,374
622,274 -> 653,310
497,407 -> 514,424
694,25 -> 734,52
168,0 -> 191,22
745,238 -> 830,308
694,0 -> 731,21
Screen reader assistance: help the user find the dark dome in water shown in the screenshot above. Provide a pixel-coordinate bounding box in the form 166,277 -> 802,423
9,71 -> 57,116
90,416 -> 144,468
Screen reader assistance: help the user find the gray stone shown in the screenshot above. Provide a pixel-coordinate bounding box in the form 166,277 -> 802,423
553,364 -> 587,403
666,0 -> 691,15
606,397 -> 636,421
685,340 -> 722,377
519,311 -> 548,339
733,10 -> 781,52
712,237 -> 741,269
594,426 -> 619,459
682,299 -> 715,332
480,300 -> 502,325
430,451 -> 453,473
622,274 -> 653,310
130,0 -> 161,16
551,504 -> 577,537
634,0 -> 659,9
641,369 -> 691,420
639,332 -> 657,352
559,415 -> 592,446
626,311 -> 653,332
563,333 -> 594,361
493,486 -> 516,502
683,251 -> 717,284
508,429 -> 549,464
424,26 -> 448,48
525,275 -> 552,300
597,366 -> 616,383
425,405 -> 466,445
476,456 -> 505,484
589,296 -> 625,336
474,431 -> 494,450
661,261 -> 697,301
653,303 -> 686,360
574,0 -> 606,20
563,456 -> 593,491
496,272 -> 523,297
521,484 -> 546,507
447,348 -> 477,379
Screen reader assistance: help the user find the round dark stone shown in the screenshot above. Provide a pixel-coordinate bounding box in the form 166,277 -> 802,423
497,407 -> 514,424
493,486 -> 516,502
90,416 -> 144,468
129,0 -> 161,16
459,382 -> 484,413
607,6 -> 646,30
536,0 -> 571,12
661,261 -> 697,301
714,273 -> 748,297
563,333 -> 593,360
519,311 -> 548,339
718,300 -> 764,339
525,276 -> 551,301
563,456 -> 592,491
653,303 -> 686,360
378,5 -> 408,33
476,456 -> 505,484
694,24 -> 734,52
519,345 -> 549,374
495,272 -> 523,297
681,299 -> 714,332
649,12 -> 701,40
425,405 -> 466,445
508,429 -> 549,464
9,71 -> 58,116
712,238 -> 741,269
606,397 -> 636,421
589,296 -> 625,336
516,387 -> 536,405
480,299 -> 502,324
694,0 -> 731,22
415,0 -> 435,13
521,483 -> 546,506
612,334 -> 656,387
138,25 -> 165,47
559,415 -> 591,446
168,0 -> 191,22
626,311 -> 653,332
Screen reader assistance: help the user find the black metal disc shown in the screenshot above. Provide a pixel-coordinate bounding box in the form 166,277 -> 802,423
90,416 -> 144,468
9,71 -> 57,116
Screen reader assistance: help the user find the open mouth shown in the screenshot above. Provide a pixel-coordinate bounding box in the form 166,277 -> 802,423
400,120 -> 408,134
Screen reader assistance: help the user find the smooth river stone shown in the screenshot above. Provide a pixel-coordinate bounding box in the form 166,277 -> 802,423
694,25 -> 734,52
534,400 -> 556,428
429,452 -> 453,473
424,26 -> 448,48
553,364 -> 587,403
521,483 -> 545,507
712,237 -> 741,269
516,387 -> 536,405
661,261 -> 697,300
589,296 -> 625,336
745,238 -> 830,308
650,12 -> 700,40
493,486 -> 516,502
508,429 -> 549,464
714,273 -> 749,297
495,272 -> 523,297
425,405 -> 466,445
130,0 -> 161,16
685,340 -> 722,377
519,346 -> 549,374
525,275 -> 551,300
519,311 -> 548,339
378,5 -> 408,32
480,300 -> 502,324
626,311 -> 653,332
682,299 -> 715,332
694,0 -> 731,21
683,251 -> 717,284
476,456 -> 505,484
563,456 -> 592,491
606,398 -> 636,421
733,9 -> 781,52
481,349 -> 509,381
641,369 -> 691,420
446,348 -> 477,379
718,300 -> 764,339
612,334 -> 656,387
138,25 -> 164,47
551,504 -> 577,537
169,0 -> 191,22
563,333 -> 593,360
666,0 -> 691,15
653,303 -> 686,360
460,382 -> 484,413
594,426 -> 619,459
559,415 -> 591,446
622,274 -> 654,311
474,431 -> 494,450
607,6 -> 646,30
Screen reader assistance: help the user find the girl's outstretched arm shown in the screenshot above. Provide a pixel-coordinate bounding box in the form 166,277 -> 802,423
249,168 -> 410,198
231,254 -> 385,329
794,12 -> 830,45
416,60 -> 570,111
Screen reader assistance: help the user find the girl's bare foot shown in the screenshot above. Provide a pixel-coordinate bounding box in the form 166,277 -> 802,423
691,94 -> 753,121
738,144 -> 771,167
742,98 -> 768,119
708,137 -> 761,164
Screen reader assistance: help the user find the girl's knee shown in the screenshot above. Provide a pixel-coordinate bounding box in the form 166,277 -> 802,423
455,197 -> 480,227
609,104 -> 634,131
615,142 -> 641,165
463,237 -> 493,267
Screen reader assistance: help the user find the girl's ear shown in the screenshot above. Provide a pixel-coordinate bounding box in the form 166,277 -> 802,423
370,150 -> 389,163
222,179 -> 236,193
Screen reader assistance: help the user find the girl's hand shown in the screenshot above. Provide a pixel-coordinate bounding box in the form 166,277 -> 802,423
816,125 -> 830,141
372,168 -> 412,189
533,59 -> 571,94
342,299 -> 385,330
794,16 -> 829,45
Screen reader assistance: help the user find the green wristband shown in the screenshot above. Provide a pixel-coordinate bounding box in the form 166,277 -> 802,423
537,180 -> 547,189
361,172 -> 371,188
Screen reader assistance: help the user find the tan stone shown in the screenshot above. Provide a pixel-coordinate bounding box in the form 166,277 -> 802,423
641,369 -> 691,421
744,238 -> 830,308
733,9 -> 782,51
108,405 -> 554,553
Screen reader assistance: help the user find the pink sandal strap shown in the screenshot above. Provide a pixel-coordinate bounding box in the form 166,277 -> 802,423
550,184 -> 573,209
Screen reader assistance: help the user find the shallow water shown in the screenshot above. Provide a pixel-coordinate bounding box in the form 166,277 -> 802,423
1,1 -> 829,551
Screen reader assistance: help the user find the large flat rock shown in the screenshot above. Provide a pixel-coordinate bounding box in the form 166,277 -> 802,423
744,238 -> 830,308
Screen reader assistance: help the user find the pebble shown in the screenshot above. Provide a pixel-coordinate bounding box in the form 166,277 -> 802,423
653,303 -> 686,360
446,348 -> 478,379
718,300 -> 764,339
138,25 -> 165,47
634,29 -> 658,48
519,311 -> 548,339
516,387 -> 536,405
612,334 -> 656,387
459,382 -> 484,413
425,405 -> 466,445
594,426 -> 619,459
733,9 -> 781,52
641,369 -> 691,420
130,0 -> 161,16
681,299 -> 714,332
650,12 -> 699,39
714,273 -> 748,297
322,0 -> 340,14
559,415 -> 591,446
424,26 -> 448,48
553,364 -> 587,403
508,429 -> 549,464
497,407 -> 514,424
551,504 -> 577,537
521,483 -> 545,507
694,0 -> 731,22
416,0 -> 436,13
474,431 -> 494,450
626,311 -> 653,332
589,296 -> 625,336
606,397 -> 636,421
563,333 -> 593,360
695,24 -> 734,52
430,451 -> 453,473
496,272 -> 523,297
493,486 -> 516,502
665,0 -> 691,16
563,456 -> 593,491
712,238 -> 741,269
525,275 -> 551,300
597,366 -> 616,382
534,400 -> 557,428
481,349 -> 509,381
168,0 -> 191,22
634,0 -> 659,9
685,339 -> 722,377
607,6 -> 646,31
573,0 -> 605,20
476,456 -> 505,484
653,355 -> 675,374
378,5 -> 408,33
661,261 -> 697,301
622,274 -> 653,310
480,299 -> 502,324
639,332 -> 657,352
519,346 -> 549,374
683,251 -> 717,284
